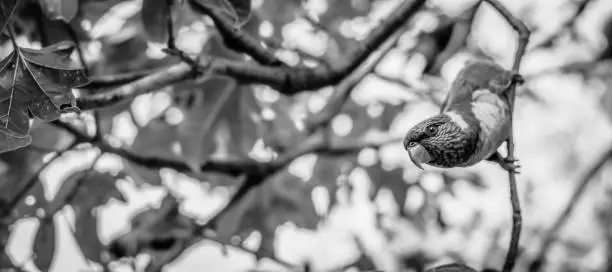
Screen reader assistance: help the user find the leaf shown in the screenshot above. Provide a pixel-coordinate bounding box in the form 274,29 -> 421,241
194,0 -> 251,27
0,0 -> 19,35
176,81 -> 264,169
33,220 -> 56,271
38,0 -> 79,22
365,164 -> 409,208
74,210 -> 103,263
124,118 -> 182,186
29,120 -> 74,151
0,130 -> 30,153
259,94 -> 304,151
177,77 -> 237,172
141,0 -> 170,43
0,41 -> 89,147
216,171 -> 319,246
47,169 -> 124,215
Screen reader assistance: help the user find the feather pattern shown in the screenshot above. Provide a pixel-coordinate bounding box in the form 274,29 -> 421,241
404,61 -> 518,169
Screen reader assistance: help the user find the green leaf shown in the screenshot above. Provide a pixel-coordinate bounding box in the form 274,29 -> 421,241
74,210 -> 103,263
141,0 -> 170,43
33,220 -> 56,271
0,41 -> 89,151
0,0 -> 19,35
38,0 -> 79,22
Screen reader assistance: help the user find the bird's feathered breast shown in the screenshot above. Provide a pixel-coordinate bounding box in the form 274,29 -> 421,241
444,87 -> 511,167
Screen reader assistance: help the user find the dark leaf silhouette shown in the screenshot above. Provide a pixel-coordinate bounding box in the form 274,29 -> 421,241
0,147 -> 47,219
216,171 -> 318,251
193,0 -> 252,27
33,219 -> 56,271
0,0 -> 19,35
38,0 -> 79,22
259,94 -> 304,151
123,118 -> 181,186
141,0 -> 170,43
176,80 -> 263,170
0,41 -> 88,152
74,210 -> 103,263
46,169 -> 124,215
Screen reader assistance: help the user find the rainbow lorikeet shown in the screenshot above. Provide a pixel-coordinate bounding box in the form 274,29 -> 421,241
403,61 -> 523,172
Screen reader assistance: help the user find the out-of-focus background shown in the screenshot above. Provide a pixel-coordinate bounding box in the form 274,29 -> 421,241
2,0 -> 612,271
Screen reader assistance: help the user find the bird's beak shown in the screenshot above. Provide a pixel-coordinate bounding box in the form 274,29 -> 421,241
406,143 -> 431,170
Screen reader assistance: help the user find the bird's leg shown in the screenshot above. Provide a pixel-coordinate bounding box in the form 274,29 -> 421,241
487,151 -> 521,173
491,73 -> 525,92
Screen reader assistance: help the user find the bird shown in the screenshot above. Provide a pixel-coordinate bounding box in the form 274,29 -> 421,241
403,60 -> 524,172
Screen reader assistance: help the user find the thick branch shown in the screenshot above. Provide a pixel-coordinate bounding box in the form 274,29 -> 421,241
529,145 -> 612,272
76,0 -> 427,111
50,120 -> 262,177
306,21 -> 408,131
187,0 -> 283,66
481,1 -> 531,272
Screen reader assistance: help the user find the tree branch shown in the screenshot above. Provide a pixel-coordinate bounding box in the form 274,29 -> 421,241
305,21 -> 408,132
75,0 -> 427,111
0,141 -> 79,217
529,145 -> 612,272
481,1 -> 531,272
187,0 -> 284,66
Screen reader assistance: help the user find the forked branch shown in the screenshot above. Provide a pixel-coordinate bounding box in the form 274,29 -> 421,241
481,1 -> 531,271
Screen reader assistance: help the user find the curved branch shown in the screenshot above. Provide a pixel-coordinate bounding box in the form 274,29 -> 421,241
75,0 -> 427,111
529,145 -> 612,272
481,1 -> 531,272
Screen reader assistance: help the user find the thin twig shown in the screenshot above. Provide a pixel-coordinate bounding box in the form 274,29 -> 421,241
0,0 -> 22,35
481,1 -> 531,271
428,2 -> 480,74
75,0 -> 428,110
0,141 -> 79,217
79,68 -> 166,90
529,0 -> 594,50
529,145 -> 612,272
43,151 -> 103,221
305,21 -> 408,132
93,111 -> 103,141
187,0 -> 284,66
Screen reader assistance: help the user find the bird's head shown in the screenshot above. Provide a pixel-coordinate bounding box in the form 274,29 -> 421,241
403,113 -> 478,169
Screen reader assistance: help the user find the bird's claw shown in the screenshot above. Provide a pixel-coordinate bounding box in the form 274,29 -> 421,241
511,73 -> 525,85
498,157 -> 521,174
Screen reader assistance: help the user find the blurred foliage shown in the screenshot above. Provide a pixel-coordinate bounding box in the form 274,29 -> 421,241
0,0 -> 611,272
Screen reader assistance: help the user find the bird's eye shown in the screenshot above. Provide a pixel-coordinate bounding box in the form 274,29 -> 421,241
427,125 -> 438,135
408,142 -> 417,148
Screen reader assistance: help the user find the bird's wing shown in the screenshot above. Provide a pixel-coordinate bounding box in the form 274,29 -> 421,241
440,79 -> 475,113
